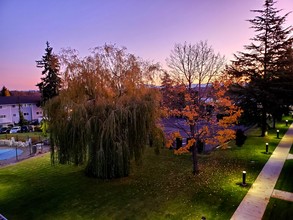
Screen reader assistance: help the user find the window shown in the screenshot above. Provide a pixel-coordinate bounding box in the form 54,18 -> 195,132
12,105 -> 15,108
0,115 -> 6,118
13,114 -> 16,117
24,113 -> 29,116
0,106 -> 2,109
36,111 -> 43,115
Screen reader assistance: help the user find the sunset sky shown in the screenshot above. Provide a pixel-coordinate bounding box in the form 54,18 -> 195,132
0,0 -> 293,90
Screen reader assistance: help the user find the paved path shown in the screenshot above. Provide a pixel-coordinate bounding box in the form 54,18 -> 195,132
271,189 -> 293,202
287,153 -> 293,160
231,123 -> 293,220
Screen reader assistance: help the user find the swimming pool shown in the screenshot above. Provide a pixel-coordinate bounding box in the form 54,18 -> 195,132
0,148 -> 23,160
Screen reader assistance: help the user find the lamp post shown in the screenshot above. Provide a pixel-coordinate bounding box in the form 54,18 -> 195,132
277,130 -> 280,139
286,120 -> 288,126
242,171 -> 247,186
266,143 -> 269,154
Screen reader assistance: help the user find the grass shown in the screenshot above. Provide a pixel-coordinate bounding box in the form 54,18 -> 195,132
263,155 -> 293,219
0,119 -> 290,220
262,198 -> 293,220
290,144 -> 293,154
274,144 -> 293,193
263,117 -> 293,219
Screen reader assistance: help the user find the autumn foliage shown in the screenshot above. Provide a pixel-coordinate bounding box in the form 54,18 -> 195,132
162,73 -> 242,174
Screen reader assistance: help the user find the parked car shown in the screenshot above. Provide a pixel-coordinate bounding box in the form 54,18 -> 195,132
10,126 -> 21,134
0,127 -> 10,134
30,119 -> 40,126
21,125 -> 33,133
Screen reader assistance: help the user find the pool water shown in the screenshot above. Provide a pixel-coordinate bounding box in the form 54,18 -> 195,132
0,148 -> 23,160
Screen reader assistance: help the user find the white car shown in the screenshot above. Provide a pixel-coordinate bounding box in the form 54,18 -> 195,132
10,126 -> 21,133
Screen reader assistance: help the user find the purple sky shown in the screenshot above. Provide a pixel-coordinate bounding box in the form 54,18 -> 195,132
0,0 -> 293,90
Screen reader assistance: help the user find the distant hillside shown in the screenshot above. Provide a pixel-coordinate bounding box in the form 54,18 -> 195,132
9,90 -> 40,96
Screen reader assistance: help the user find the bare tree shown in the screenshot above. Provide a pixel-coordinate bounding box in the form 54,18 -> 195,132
166,40 -> 225,87
166,41 -> 225,104
166,42 -> 198,91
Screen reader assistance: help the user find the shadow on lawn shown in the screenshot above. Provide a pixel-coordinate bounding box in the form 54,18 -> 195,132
0,166 -> 88,219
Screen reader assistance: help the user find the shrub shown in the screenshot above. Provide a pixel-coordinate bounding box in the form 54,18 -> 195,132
235,129 -> 247,146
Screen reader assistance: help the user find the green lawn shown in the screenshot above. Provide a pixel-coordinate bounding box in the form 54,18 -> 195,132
263,117 -> 293,219
290,144 -> 293,154
0,119 -> 290,220
263,142 -> 293,219
274,145 -> 293,193
263,198 -> 293,220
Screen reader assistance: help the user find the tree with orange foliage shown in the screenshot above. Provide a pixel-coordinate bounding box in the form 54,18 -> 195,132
1,86 -> 11,96
165,78 -> 242,174
164,42 -> 242,174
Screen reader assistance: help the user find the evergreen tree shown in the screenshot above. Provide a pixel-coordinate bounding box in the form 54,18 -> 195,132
36,42 -> 61,105
160,71 -> 186,111
228,0 -> 293,136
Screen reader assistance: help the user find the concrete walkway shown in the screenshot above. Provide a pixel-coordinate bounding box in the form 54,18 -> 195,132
231,123 -> 293,220
271,189 -> 293,202
287,153 -> 293,160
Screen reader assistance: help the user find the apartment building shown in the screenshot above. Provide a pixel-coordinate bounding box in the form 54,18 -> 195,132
0,95 -> 43,125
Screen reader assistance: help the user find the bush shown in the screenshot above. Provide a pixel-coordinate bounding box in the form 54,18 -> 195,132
235,129 -> 247,146
33,126 -> 42,132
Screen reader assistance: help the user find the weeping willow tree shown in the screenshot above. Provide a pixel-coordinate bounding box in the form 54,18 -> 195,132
45,44 -> 162,179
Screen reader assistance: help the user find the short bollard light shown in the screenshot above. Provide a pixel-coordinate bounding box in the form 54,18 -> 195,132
266,143 -> 269,154
277,130 -> 280,138
242,171 -> 247,186
286,120 -> 288,126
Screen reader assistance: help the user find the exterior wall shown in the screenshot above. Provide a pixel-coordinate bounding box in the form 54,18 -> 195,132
20,104 -> 32,122
31,104 -> 43,121
11,104 -> 19,124
0,103 -> 42,125
0,105 -> 12,124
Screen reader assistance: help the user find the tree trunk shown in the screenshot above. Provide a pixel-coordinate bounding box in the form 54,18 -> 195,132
191,142 -> 199,174
261,107 -> 267,137
272,116 -> 276,129
85,140 -> 98,177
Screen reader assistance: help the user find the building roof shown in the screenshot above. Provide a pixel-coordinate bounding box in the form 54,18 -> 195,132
0,95 -> 41,105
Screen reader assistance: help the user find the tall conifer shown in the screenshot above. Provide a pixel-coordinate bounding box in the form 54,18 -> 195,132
229,0 -> 293,136
36,42 -> 61,105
